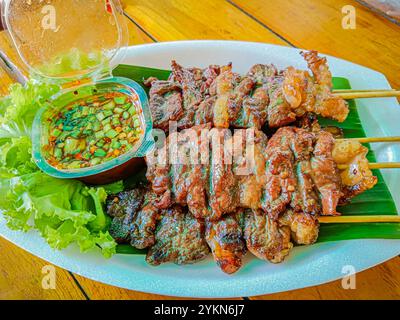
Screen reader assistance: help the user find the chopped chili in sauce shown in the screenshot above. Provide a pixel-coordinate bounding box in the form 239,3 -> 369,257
44,92 -> 143,170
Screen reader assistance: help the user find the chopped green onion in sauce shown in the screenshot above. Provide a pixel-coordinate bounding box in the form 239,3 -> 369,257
43,92 -> 143,170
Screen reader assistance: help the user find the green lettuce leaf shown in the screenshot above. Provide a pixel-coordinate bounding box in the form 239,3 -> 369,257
0,136 -> 37,175
0,80 -> 117,258
0,80 -> 59,139
1,171 -> 116,257
100,180 -> 125,195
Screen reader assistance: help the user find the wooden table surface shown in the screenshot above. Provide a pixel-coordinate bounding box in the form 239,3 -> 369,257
1,0 -> 399,300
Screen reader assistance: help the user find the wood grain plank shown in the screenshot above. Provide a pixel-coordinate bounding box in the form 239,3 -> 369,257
0,68 -> 14,97
229,0 -> 400,89
0,32 -> 25,96
125,16 -> 155,45
123,0 -> 287,45
251,257 -> 400,300
0,237 -> 86,300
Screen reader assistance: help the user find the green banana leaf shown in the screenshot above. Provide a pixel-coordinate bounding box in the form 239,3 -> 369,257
113,64 -> 399,254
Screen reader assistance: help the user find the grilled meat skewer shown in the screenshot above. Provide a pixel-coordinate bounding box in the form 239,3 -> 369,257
145,51 -> 349,132
146,126 -> 377,221
107,126 -> 377,274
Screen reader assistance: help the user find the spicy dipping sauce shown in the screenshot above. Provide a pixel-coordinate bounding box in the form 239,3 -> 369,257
43,92 -> 143,170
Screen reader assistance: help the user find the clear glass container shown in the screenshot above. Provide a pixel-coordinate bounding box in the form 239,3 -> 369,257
2,0 -> 155,184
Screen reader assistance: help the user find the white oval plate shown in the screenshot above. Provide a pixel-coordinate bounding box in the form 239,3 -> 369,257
1,41 -> 400,298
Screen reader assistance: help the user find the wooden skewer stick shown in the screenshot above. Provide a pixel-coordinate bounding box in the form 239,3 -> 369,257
337,162 -> 400,170
332,89 -> 397,93
333,90 -> 400,99
336,136 -> 400,143
319,215 -> 400,224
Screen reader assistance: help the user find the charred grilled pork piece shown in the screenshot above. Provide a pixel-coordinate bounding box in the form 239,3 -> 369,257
145,78 -> 183,132
227,76 -> 255,125
145,130 -> 172,207
171,61 -> 220,110
145,51 -> 349,132
311,131 -> 343,215
239,86 -> 270,129
247,64 -> 278,85
107,189 -> 145,243
184,127 -> 212,219
234,129 -> 268,211
130,191 -> 161,249
266,73 -> 298,128
289,128 -> 321,216
212,66 -> 271,129
244,209 -> 292,263
147,124 -> 214,219
333,139 -> 378,202
147,125 -> 240,221
171,61 -> 205,110
279,210 -> 319,245
106,189 -> 145,218
211,65 -> 240,128
194,96 -> 217,126
262,127 -> 297,220
106,188 -> 164,248
146,206 -> 210,266
205,212 -> 247,274
174,62 -> 224,129
209,129 -> 239,220
301,51 -> 349,123
146,126 -> 354,221
145,62 -> 222,131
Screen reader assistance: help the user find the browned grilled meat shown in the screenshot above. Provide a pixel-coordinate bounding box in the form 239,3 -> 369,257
146,206 -> 210,266
106,188 -> 164,249
130,191 -> 161,249
311,131 -> 343,215
333,139 -> 378,201
145,51 -> 349,131
106,189 -> 145,218
301,51 -> 349,123
107,126 -> 378,273
247,64 -> 278,85
145,62 -> 224,131
146,79 -> 183,132
234,129 -> 268,211
262,127 -> 296,219
209,128 -> 239,220
266,73 -> 298,128
211,65 -> 240,128
146,126 -> 368,221
107,189 -> 145,243
289,128 -> 321,216
244,209 -> 292,263
240,86 -> 270,129
205,212 -> 247,274
279,210 -> 319,245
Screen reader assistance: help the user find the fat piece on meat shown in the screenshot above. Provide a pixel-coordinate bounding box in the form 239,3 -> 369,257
279,210 -> 319,245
